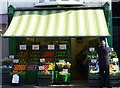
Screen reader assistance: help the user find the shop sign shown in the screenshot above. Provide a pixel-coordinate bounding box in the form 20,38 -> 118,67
20,45 -> 26,50
59,44 -> 67,50
48,45 -> 55,50
63,69 -> 68,73
32,45 -> 39,50
39,66 -> 44,70
40,58 -> 45,62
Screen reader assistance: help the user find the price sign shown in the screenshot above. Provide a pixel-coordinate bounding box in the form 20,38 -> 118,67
48,45 -> 55,50
59,44 -> 67,50
39,66 -> 44,70
40,58 -> 45,62
20,45 -> 26,50
32,45 -> 39,50
63,69 -> 68,73
9,55 -> 14,59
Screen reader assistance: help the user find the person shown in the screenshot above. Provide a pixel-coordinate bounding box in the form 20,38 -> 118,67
96,40 -> 112,88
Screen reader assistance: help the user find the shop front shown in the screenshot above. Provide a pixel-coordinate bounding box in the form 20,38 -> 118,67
2,6 -> 120,87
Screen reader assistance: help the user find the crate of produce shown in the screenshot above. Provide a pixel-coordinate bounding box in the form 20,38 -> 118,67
58,72 -> 70,82
43,51 -> 55,56
39,63 -> 55,70
89,63 -> 99,73
2,68 -> 12,73
27,64 -> 39,70
38,70 -> 54,78
13,64 -> 27,71
45,58 -> 54,63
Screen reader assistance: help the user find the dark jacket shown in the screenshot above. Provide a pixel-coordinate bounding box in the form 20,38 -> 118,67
96,46 -> 112,66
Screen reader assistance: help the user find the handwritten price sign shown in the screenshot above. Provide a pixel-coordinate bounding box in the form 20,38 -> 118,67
32,45 -> 39,50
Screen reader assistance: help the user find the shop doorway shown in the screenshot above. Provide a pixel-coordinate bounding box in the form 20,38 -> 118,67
71,37 -> 99,85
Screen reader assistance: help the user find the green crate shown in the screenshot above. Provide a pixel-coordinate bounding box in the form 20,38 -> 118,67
25,70 -> 38,84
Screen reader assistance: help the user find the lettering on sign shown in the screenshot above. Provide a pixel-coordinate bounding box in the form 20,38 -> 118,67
48,45 -> 55,50
32,45 -> 39,50
20,45 -> 26,50
59,44 -> 67,50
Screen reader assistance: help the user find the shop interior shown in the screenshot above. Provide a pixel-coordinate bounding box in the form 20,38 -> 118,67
9,37 -> 100,85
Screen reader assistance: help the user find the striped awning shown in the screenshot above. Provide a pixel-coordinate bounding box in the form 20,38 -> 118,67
3,9 -> 110,37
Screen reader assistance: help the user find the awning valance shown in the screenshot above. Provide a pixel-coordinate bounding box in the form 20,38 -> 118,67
3,9 -> 110,37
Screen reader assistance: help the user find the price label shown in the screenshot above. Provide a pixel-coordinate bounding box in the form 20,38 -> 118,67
20,45 -> 26,50
9,55 -> 14,59
32,45 -> 39,50
39,66 -> 44,70
59,44 -> 67,50
48,45 -> 55,50
63,69 -> 68,73
40,58 -> 45,62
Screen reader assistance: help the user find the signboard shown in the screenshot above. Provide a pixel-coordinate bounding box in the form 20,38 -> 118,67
48,45 -> 55,50
32,45 -> 39,50
39,66 -> 44,70
9,55 -> 14,59
19,45 -> 26,50
63,69 -> 68,73
59,44 -> 67,50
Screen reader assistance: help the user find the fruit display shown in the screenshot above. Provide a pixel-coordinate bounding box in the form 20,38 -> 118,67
48,64 -> 54,70
27,65 -> 39,70
89,63 -> 99,73
13,64 -> 27,70
43,51 -> 55,56
45,58 -> 54,63
59,72 -> 69,75
40,70 -> 51,75
10,70 -> 25,75
56,51 -> 68,57
41,64 -> 54,70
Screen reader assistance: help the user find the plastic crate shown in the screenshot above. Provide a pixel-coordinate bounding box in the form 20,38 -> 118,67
110,80 -> 120,87
38,78 -> 52,86
88,79 -> 100,87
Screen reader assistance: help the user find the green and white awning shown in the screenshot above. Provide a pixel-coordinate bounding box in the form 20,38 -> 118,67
3,9 -> 110,37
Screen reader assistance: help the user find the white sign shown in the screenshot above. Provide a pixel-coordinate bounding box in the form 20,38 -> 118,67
12,74 -> 19,84
91,59 -> 97,63
9,55 -> 14,59
32,45 -> 39,50
20,45 -> 26,50
48,45 -> 55,50
63,69 -> 68,73
39,66 -> 44,70
40,58 -> 45,62
113,58 -> 119,62
59,44 -> 67,50
13,59 -> 19,63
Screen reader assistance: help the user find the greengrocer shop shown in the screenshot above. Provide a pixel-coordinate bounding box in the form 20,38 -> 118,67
2,4 -> 120,87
